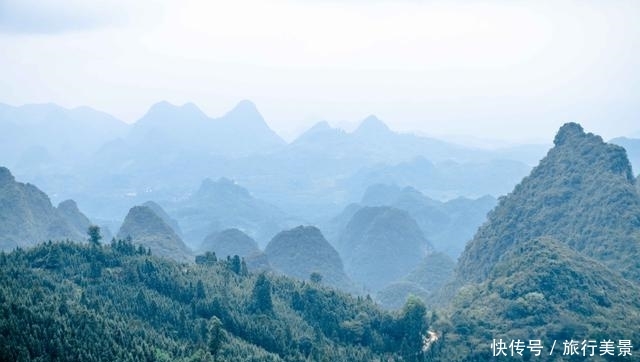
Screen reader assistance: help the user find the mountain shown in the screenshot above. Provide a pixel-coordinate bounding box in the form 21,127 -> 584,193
377,252 -> 455,310
0,241 -> 430,361
289,116 -> 476,165
117,205 -> 192,262
142,200 -> 183,237
344,156 -> 530,200
264,226 -> 352,290
56,200 -> 92,235
443,237 -> 640,360
359,184 -> 496,259
458,122 -> 640,283
337,206 -> 433,292
169,178 -> 298,248
436,123 -> 640,359
200,228 -> 260,259
0,167 -> 85,250
0,102 -> 127,168
128,100 -> 284,157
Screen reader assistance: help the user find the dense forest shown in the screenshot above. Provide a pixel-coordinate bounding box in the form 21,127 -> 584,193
0,239 -> 441,361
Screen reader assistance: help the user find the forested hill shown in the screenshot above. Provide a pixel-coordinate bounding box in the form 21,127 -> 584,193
457,122 -> 640,282
0,240 -> 436,362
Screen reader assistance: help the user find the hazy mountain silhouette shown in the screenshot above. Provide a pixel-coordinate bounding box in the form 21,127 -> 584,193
128,100 -> 284,157
117,205 -> 192,262
0,102 -> 126,169
200,228 -> 260,259
324,184 -> 495,260
265,226 -> 352,290
57,200 -> 92,235
168,178 -> 298,249
337,206 -> 433,292
377,252 -> 455,309
142,200 -> 183,237
2,99 -> 548,244
344,156 -> 530,200
360,184 -> 495,259
0,167 -> 90,249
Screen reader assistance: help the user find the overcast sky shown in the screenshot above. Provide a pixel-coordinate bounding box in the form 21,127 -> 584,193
0,0 -> 638,144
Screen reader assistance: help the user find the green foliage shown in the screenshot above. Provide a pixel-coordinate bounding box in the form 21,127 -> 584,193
310,272 -> 323,284
458,123 -> 640,282
440,237 -> 640,360
265,226 -> 352,291
0,240 -> 431,361
377,252 -> 455,310
252,273 -> 273,313
434,124 -> 640,360
200,228 -> 259,260
87,225 -> 102,246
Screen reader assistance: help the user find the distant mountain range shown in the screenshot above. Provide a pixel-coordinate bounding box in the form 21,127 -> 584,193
323,184 -> 495,260
0,103 -> 127,170
163,177 -> 301,249
1,99 -> 551,231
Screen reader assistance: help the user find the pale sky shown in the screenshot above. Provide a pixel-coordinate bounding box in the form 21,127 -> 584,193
0,0 -> 639,143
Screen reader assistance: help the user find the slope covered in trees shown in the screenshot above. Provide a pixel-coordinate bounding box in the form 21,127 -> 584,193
440,123 -> 640,359
117,205 -> 192,263
200,228 -> 260,259
265,226 -> 353,291
458,122 -> 640,282
0,240 -> 433,361
338,206 -> 433,292
0,167 -> 87,250
442,237 -> 640,360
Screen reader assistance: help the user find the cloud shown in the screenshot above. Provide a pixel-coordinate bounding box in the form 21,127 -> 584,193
0,0 -> 127,34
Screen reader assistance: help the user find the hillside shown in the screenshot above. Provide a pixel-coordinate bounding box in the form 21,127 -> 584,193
0,241 -> 431,361
200,228 -> 260,259
265,226 -> 352,291
439,123 -> 640,359
117,205 -> 192,263
377,252 -> 455,310
0,167 -> 85,250
169,178 -> 297,248
443,237 -> 640,360
57,200 -> 92,235
338,206 -> 432,292
458,122 -> 640,282
359,184 -> 495,259
142,200 -> 183,237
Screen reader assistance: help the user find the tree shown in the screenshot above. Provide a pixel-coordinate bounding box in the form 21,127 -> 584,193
87,225 -> 102,247
252,273 -> 273,313
310,272 -> 323,284
196,279 -> 206,300
399,296 -> 428,360
207,316 -> 225,360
